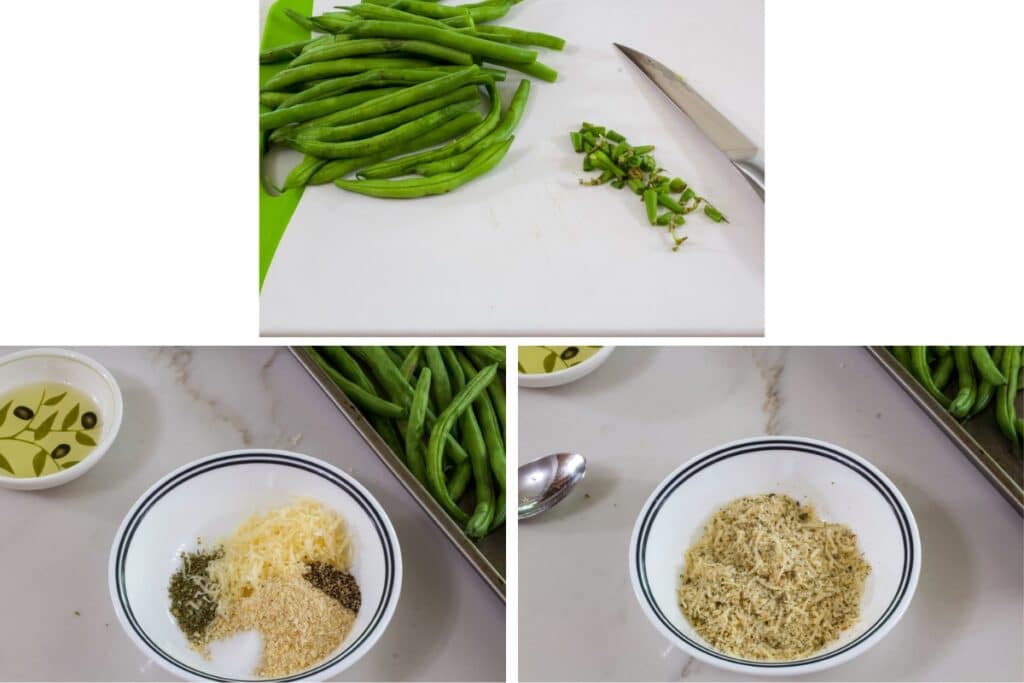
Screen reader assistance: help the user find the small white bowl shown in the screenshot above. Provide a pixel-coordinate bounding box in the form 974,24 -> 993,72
0,348 -> 123,490
518,346 -> 615,388
629,436 -> 921,677
109,449 -> 402,682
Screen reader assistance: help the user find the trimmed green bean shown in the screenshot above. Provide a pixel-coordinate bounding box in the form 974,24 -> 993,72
487,370 -> 505,437
423,347 -> 453,413
278,82 -> 408,119
453,354 -> 495,538
970,346 -> 1007,386
384,347 -> 406,367
466,25 -> 565,50
337,136 -> 513,198
341,20 -> 538,65
404,368 -> 431,484
319,347 -> 371,386
485,57 -> 557,82
446,460 -> 472,502
441,345 -> 468,427
932,352 -> 955,389
891,346 -> 911,369
295,87 -> 478,145
459,351 -> 506,487
358,80 -> 502,178
972,377 -> 997,418
995,346 -> 1020,445
309,110 -> 483,185
401,346 -> 423,379
425,363 -> 497,524
296,68 -> 487,131
910,346 -> 952,407
349,347 -> 414,404
390,0 -> 475,20
307,13 -> 360,33
465,346 -> 506,370
263,57 -> 437,91
260,92 -> 293,109
948,347 -> 977,419
286,100 -> 478,159
291,38 -> 474,67
315,347 -> 406,458
274,66 -> 498,119
416,76 -> 529,175
491,488 -> 505,531
416,137 -> 504,176
283,8 -> 318,32
264,66 -> 483,130
392,0 -> 513,24
344,3 -> 458,30
347,347 -> 470,464
308,349 -> 405,418
283,155 -> 328,191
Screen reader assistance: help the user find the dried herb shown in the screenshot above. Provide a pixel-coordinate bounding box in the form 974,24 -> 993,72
168,548 -> 223,643
304,562 -> 361,613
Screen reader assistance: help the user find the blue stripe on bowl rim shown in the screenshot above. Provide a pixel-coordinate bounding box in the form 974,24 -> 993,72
633,437 -> 916,668
113,452 -> 396,682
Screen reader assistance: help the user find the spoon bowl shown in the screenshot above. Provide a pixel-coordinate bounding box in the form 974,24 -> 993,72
518,452 -> 587,519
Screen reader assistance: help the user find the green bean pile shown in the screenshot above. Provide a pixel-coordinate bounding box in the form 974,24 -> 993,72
890,346 -> 1024,453
569,123 -> 728,251
260,1 -> 565,198
309,346 -> 506,538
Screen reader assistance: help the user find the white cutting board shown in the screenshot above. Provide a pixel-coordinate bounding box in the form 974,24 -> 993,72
260,0 -> 765,336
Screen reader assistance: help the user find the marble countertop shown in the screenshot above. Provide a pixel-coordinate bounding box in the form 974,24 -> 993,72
0,347 -> 504,682
518,347 -> 1023,682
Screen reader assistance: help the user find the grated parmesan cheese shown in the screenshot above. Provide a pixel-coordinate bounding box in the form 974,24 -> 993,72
677,494 -> 870,661
206,498 -> 352,615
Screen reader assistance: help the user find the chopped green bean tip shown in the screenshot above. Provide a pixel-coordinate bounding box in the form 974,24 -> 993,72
569,122 -> 728,251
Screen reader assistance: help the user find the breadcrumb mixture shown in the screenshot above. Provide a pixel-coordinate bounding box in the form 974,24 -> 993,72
677,494 -> 870,661
204,575 -> 355,678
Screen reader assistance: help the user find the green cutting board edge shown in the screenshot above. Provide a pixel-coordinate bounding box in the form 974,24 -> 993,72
259,0 -> 314,291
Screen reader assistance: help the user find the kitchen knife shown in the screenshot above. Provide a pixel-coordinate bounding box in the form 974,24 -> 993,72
615,43 -> 764,200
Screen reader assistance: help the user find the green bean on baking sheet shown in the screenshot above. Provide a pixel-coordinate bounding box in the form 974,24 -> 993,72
891,346 -> 1022,452
312,348 -> 508,539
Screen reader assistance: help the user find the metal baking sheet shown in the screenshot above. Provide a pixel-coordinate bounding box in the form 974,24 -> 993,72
290,347 -> 506,601
868,347 -> 1023,515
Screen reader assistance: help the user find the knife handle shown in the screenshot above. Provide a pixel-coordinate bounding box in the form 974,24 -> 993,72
732,160 -> 764,201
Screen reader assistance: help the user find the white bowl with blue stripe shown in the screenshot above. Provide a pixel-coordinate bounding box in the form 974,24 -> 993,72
629,436 -> 921,677
109,450 -> 402,682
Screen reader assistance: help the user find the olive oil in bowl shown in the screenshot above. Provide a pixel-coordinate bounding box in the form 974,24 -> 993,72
0,382 -> 101,478
518,346 -> 603,375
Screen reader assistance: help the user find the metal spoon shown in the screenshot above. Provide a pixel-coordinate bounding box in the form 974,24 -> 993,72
518,453 -> 587,519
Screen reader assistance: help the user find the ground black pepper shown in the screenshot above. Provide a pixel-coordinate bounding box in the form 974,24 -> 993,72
168,548 -> 222,643
304,562 -> 361,613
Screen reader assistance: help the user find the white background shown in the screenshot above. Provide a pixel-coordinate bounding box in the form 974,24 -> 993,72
1,1 -> 1021,343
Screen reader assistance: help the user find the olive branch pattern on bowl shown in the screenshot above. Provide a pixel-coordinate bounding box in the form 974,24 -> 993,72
0,385 -> 100,477
519,346 -> 603,375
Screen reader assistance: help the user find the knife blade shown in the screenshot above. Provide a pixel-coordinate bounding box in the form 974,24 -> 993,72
615,42 -> 764,199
